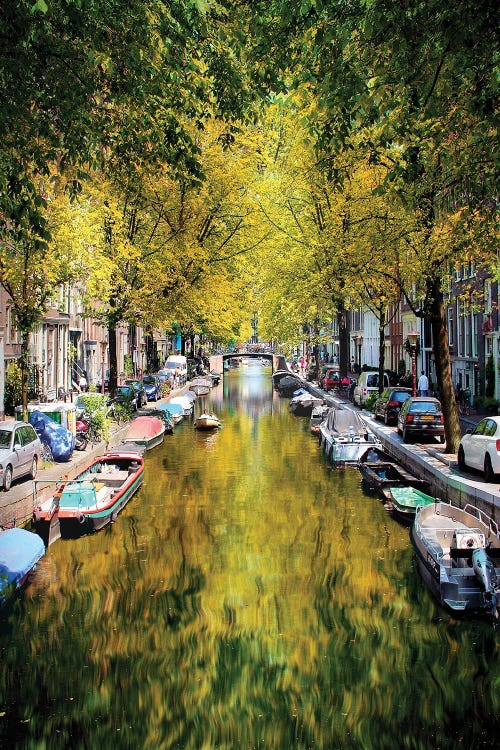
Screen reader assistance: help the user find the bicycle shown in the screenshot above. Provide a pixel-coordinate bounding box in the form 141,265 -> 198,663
458,389 -> 471,416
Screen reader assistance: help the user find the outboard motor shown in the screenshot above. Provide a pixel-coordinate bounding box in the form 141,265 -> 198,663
472,548 -> 498,619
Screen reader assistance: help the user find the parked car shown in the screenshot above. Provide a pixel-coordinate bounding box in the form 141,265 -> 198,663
113,385 -> 138,411
397,397 -> 445,443
124,379 -> 147,408
322,368 -> 341,391
458,416 -> 500,482
352,371 -> 390,406
0,422 -> 42,491
142,374 -> 162,401
373,387 -> 412,425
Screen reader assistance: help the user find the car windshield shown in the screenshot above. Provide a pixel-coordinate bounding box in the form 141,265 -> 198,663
117,386 -> 132,396
393,392 -> 410,402
410,402 -> 440,414
0,430 -> 12,448
366,374 -> 378,387
143,377 -> 155,385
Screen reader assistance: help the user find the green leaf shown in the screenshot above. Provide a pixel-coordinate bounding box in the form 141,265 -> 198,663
31,0 -> 48,14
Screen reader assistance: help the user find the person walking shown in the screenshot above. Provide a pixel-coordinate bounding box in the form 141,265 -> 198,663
417,371 -> 429,397
79,373 -> 87,393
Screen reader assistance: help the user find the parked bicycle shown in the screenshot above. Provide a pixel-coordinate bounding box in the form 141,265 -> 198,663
458,388 -> 471,416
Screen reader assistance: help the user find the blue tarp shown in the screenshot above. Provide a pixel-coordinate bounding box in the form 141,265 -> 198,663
29,409 -> 75,462
0,528 -> 45,602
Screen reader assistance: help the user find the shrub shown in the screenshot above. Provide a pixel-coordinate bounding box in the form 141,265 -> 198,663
364,392 -> 379,412
4,362 -> 22,416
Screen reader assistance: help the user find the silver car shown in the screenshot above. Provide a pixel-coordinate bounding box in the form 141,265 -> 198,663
0,421 -> 42,491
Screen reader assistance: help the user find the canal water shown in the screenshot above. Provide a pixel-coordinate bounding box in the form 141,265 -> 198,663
1,363 -> 498,749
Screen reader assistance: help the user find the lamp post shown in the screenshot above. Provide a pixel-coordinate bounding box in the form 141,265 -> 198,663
100,341 -> 107,394
408,330 -> 419,397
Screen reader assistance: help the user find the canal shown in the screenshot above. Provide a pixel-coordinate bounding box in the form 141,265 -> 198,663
1,363 -> 499,749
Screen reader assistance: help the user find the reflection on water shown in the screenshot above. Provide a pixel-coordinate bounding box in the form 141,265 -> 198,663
1,364 -> 499,749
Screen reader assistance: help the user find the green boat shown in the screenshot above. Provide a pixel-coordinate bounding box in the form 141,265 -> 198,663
388,486 -> 436,523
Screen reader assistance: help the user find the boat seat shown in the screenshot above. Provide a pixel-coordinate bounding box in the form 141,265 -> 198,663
91,470 -> 129,487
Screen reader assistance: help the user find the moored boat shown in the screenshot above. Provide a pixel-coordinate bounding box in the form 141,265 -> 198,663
158,402 -> 183,424
33,449 -> 145,543
411,500 -> 500,619
387,485 -> 435,522
194,413 -> 223,431
0,527 -> 45,605
289,392 -> 324,417
358,461 -> 430,496
309,403 -> 331,435
123,415 -> 165,450
319,407 -> 382,465
191,377 -> 212,396
277,375 -> 302,397
147,409 -> 175,433
169,395 -> 194,416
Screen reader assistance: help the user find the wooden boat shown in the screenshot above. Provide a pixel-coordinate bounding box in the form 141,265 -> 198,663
190,377 -> 212,396
319,407 -> 382,465
33,449 -> 145,543
0,527 -> 45,605
411,500 -> 500,619
358,461 -> 430,495
194,413 -> 222,431
157,402 -> 183,424
289,392 -> 324,417
387,485 -> 436,522
123,415 -> 165,450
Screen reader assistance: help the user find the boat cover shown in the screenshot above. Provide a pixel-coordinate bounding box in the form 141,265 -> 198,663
321,408 -> 367,435
158,403 -> 183,416
0,528 -> 45,599
126,416 -> 164,441
30,409 -> 75,461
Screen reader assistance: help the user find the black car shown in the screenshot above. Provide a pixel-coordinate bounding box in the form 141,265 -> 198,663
397,397 -> 445,443
374,387 -> 412,425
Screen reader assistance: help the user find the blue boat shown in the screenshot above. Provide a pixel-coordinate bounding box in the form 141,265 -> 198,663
0,527 -> 45,605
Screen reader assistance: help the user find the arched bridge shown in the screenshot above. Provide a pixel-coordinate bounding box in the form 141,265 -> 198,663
209,352 -> 287,374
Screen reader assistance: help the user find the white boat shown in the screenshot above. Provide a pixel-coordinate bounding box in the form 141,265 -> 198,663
169,396 -> 194,416
411,500 -> 500,619
194,413 -> 222,431
318,407 -> 382,465
191,377 -> 212,396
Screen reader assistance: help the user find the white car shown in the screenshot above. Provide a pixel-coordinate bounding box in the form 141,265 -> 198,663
457,416 -> 500,482
0,421 -> 42,491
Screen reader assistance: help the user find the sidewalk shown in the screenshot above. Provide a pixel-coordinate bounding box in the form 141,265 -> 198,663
0,385 -> 187,530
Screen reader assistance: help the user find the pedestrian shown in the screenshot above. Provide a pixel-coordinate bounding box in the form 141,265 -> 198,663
79,373 -> 87,393
417,371 -> 429,397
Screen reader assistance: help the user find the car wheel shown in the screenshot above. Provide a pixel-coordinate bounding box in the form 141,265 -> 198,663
484,454 -> 497,483
30,456 -> 38,480
402,428 -> 411,443
384,412 -> 390,426
457,446 -> 467,471
3,465 -> 13,492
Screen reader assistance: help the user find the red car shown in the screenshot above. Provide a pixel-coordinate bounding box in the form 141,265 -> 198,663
322,368 -> 340,391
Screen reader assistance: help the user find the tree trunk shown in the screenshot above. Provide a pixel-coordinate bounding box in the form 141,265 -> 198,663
378,308 -> 386,395
20,330 -> 30,421
337,304 -> 349,379
108,324 -> 118,393
429,279 -> 461,452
